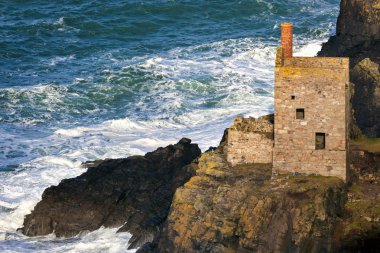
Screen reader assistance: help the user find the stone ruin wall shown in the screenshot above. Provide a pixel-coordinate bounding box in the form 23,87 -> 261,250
227,116 -> 274,166
273,56 -> 350,181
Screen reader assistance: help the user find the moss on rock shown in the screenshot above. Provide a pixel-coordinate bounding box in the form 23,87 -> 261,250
155,147 -> 346,253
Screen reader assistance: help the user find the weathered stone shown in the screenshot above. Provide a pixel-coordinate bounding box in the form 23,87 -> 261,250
273,57 -> 349,181
227,115 -> 274,166
319,0 -> 380,66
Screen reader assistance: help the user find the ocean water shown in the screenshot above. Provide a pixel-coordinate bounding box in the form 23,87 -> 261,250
0,0 -> 339,252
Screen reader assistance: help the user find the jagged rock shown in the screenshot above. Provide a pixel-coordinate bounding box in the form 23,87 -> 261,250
21,138 -> 201,249
351,58 -> 380,137
348,82 -> 362,140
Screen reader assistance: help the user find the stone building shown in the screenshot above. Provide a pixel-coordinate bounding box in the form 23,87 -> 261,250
227,115 -> 274,166
227,23 -> 350,182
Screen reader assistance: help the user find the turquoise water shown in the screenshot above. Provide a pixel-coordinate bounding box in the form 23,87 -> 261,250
0,0 -> 339,251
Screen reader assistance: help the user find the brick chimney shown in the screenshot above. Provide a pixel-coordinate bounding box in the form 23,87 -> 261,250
281,22 -> 293,58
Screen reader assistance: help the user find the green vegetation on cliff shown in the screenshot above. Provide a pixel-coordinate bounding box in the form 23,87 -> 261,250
351,137 -> 380,153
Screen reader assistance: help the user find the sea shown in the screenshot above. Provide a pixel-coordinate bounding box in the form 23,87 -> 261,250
0,0 -> 340,252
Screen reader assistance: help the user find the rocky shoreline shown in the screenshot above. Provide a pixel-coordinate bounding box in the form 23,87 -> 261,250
21,138 -> 201,249
20,128 -> 380,253
20,0 -> 380,252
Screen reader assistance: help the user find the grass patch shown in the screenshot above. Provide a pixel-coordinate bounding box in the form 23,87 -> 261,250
351,137 -> 380,153
286,175 -> 342,195
349,183 -> 362,194
345,199 -> 380,235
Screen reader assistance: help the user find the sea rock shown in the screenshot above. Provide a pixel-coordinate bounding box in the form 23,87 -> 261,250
351,58 -> 380,137
21,138 -> 201,249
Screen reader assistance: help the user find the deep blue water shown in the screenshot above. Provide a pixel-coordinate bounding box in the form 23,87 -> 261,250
0,0 -> 339,251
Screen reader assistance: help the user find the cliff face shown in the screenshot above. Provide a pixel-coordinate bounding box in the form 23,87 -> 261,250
319,0 -> 380,65
319,0 -> 380,137
140,125 -> 380,253
155,149 -> 346,253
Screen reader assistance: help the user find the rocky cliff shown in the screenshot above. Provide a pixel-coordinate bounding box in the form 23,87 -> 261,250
21,138 -> 201,249
138,134 -> 380,253
339,150 -> 380,252
319,0 -> 380,65
319,0 -> 380,137
155,148 -> 346,253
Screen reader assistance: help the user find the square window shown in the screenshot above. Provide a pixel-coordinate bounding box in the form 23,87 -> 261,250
291,95 -> 295,100
315,133 -> 326,150
296,108 -> 304,119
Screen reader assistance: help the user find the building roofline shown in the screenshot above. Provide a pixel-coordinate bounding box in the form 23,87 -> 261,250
282,57 -> 350,69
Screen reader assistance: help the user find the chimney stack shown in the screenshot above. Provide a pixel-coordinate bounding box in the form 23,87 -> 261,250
281,22 -> 293,58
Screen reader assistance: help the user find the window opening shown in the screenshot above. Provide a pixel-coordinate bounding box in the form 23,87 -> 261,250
296,108 -> 304,119
315,133 -> 326,150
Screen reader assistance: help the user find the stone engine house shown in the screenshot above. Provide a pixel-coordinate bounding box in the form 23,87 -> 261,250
227,23 -> 350,182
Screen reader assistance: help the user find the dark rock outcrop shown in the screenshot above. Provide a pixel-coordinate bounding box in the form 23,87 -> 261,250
21,138 -> 201,249
319,0 -> 380,137
319,0 -> 380,66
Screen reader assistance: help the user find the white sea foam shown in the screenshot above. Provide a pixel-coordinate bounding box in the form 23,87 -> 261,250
0,227 -> 136,253
48,55 -> 75,66
294,41 -> 323,57
55,17 -> 65,26
55,128 -> 87,137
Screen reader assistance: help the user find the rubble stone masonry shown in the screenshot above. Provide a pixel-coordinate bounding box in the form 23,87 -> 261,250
273,55 -> 350,181
227,116 -> 274,166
